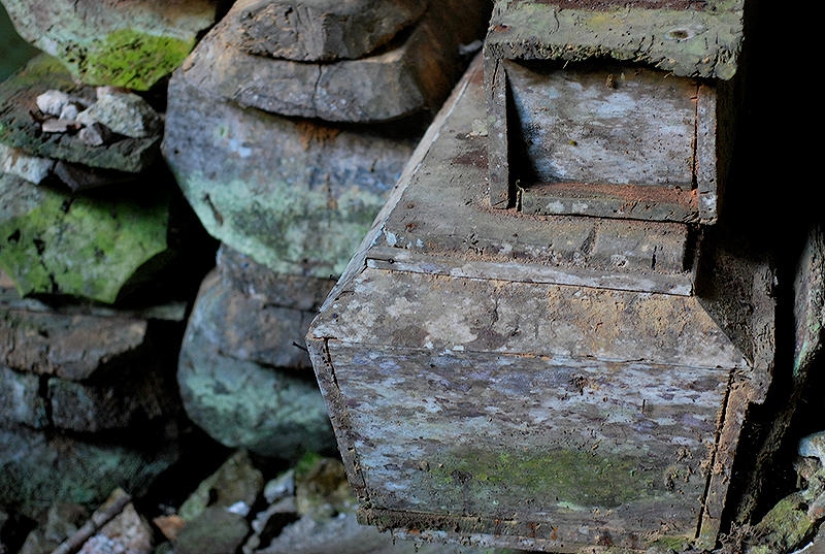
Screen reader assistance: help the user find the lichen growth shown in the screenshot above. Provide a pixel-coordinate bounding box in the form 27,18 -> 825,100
67,29 -> 194,90
0,177 -> 169,303
178,172 -> 386,278
427,447 -> 657,510
747,493 -> 816,554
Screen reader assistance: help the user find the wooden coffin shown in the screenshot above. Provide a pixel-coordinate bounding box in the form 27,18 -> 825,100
306,56 -> 773,552
485,0 -> 748,224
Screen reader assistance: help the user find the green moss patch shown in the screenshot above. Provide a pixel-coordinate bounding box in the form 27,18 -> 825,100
0,175 -> 169,303
68,29 -> 194,90
428,447 -> 657,510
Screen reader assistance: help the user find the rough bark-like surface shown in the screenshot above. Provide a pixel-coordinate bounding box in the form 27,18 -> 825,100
0,0 -> 220,90
306,54 -> 772,553
162,69 -> 417,278
345,58 -> 695,297
485,0 -> 746,81
178,0 -> 489,122
235,0 -> 427,62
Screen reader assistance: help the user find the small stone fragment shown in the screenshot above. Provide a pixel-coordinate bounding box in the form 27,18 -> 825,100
36,90 -> 72,117
41,119 -> 82,134
0,143 -> 55,184
174,507 -> 250,554
152,514 -> 186,541
78,122 -> 115,147
178,450 -> 263,522
59,103 -> 80,120
807,489 -> 825,521
77,91 -> 161,139
800,431 -> 825,465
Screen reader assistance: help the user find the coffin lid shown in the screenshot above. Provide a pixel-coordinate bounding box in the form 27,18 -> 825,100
485,0 -> 746,80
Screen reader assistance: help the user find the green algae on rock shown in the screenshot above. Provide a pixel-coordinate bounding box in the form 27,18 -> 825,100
0,0 -> 219,90
0,173 -> 169,303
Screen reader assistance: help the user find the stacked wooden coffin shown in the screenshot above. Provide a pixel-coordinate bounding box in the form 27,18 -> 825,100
307,1 -> 768,551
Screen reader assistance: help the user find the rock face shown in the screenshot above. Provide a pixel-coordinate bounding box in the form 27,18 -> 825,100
177,255 -> 337,459
0,173 -> 171,303
182,0 -> 488,122
0,4 -> 38,82
0,0 -> 221,90
0,286 -> 190,518
163,75 -> 417,278
236,0 -> 427,62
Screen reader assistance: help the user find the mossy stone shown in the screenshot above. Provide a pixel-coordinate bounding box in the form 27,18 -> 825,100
67,29 -> 195,90
0,174 -> 169,303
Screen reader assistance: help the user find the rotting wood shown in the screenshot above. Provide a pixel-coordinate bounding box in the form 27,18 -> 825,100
307,47 -> 771,553
51,488 -> 132,554
482,0 -> 746,217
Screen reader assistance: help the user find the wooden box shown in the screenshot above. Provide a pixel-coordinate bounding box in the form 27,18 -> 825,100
307,55 -> 772,553
484,0 -> 747,224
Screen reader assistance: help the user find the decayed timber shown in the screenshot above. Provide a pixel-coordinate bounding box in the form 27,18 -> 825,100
483,0 -> 745,219
357,57 -> 696,296
307,55 -> 775,552
484,0 -> 747,81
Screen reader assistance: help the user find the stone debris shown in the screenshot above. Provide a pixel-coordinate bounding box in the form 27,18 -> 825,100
77,122 -> 114,147
77,89 -> 162,139
1,57 -> 161,174
35,90 -> 88,118
6,450 -> 528,554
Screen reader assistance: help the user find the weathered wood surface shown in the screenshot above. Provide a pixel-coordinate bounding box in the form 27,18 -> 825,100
485,0 -> 747,81
236,0 -> 427,62
307,55 -> 775,552
359,57 -> 696,295
309,267 -> 758,551
508,63 -> 699,188
182,0 -> 489,122
486,59 -> 720,222
483,0 -> 745,219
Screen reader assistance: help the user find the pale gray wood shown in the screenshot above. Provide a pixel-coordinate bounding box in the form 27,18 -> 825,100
307,53 -> 773,553
507,62 -> 698,188
484,0 -> 747,81
367,57 -> 696,293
